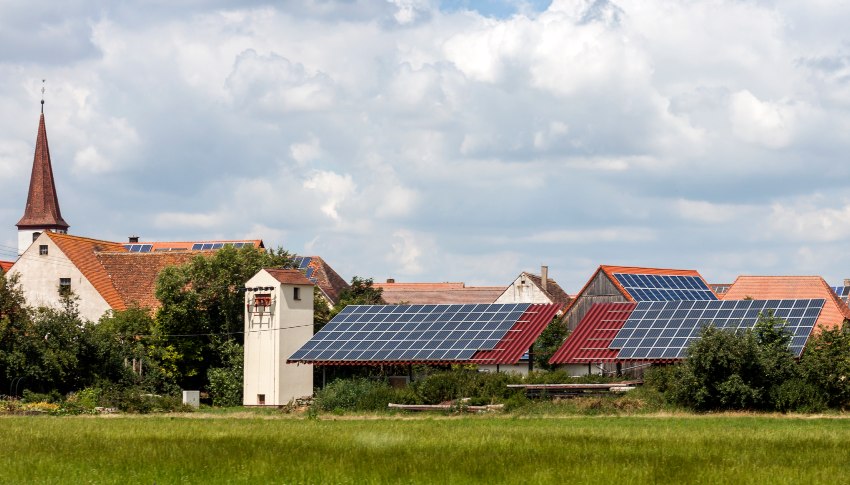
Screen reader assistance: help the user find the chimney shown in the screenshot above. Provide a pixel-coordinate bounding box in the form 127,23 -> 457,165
844,278 -> 850,287
128,236 -> 140,243
541,265 -> 549,293
386,278 -> 395,284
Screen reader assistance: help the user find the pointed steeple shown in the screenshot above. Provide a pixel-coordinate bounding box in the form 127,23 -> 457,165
16,110 -> 69,232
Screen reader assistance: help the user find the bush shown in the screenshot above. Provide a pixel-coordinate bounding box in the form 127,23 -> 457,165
412,370 -> 522,404
207,340 -> 243,407
100,386 -> 190,413
771,378 -> 826,413
314,378 -> 409,412
800,322 -> 850,409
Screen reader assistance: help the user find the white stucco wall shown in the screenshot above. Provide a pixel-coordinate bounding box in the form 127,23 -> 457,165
494,273 -> 554,305
243,270 -> 314,406
557,363 -> 604,377
478,363 -> 532,376
9,232 -> 111,322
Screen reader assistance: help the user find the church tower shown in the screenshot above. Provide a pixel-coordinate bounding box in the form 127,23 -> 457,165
16,99 -> 69,255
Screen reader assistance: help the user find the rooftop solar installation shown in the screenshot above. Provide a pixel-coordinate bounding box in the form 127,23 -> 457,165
289,303 -> 541,364
610,299 -> 824,360
832,286 -> 850,305
613,273 -> 717,301
123,244 -> 153,253
190,242 -> 246,250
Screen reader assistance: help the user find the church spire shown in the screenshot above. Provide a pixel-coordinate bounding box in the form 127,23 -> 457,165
16,93 -> 69,254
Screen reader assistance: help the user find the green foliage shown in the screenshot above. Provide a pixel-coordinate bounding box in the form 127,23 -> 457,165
313,286 -> 332,332
651,312 -> 807,411
314,378 -> 415,411
330,276 -> 384,318
532,315 -> 569,371
154,245 -> 292,388
412,370 -> 522,404
799,321 -> 850,409
207,339 -> 243,407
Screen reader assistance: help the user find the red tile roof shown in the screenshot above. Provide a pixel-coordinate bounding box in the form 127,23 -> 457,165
302,256 -> 349,305
472,303 -> 561,364
721,276 -> 850,331
17,113 -> 69,231
374,282 -> 506,305
0,260 -> 13,273
549,303 -> 636,364
96,251 -> 199,310
264,268 -> 314,286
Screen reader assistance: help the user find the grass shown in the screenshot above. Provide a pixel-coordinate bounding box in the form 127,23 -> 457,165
2,413 -> 849,484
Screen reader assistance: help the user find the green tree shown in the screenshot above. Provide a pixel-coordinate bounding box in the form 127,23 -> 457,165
664,312 -> 799,411
330,276 -> 384,318
799,321 -> 850,409
154,245 -> 292,389
532,315 -> 569,371
207,339 -> 244,406
313,286 -> 332,332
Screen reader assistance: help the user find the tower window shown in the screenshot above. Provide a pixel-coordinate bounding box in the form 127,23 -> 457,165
32,232 -> 41,242
294,287 -> 301,300
39,245 -> 48,256
59,278 -> 71,295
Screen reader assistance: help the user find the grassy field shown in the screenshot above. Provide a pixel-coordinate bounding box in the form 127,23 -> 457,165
2,414 -> 849,484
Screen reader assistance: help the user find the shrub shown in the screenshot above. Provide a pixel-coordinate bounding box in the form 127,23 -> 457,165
207,340 -> 243,407
314,378 -> 405,412
771,378 -> 826,413
799,322 -> 850,409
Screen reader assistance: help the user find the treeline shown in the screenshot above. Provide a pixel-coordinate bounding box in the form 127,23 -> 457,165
646,314 -> 850,412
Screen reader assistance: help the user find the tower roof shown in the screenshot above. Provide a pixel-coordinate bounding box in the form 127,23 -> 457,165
17,112 -> 69,230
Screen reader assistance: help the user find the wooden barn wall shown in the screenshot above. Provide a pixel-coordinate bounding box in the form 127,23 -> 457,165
564,272 -> 627,331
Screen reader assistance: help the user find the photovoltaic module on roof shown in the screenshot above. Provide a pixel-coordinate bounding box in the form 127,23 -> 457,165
613,273 -> 717,301
288,303 -> 533,363
832,286 -> 850,305
609,299 -> 824,360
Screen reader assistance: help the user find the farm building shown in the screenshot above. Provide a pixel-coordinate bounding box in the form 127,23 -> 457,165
494,266 -> 571,309
550,298 -> 827,376
561,265 -> 717,332
243,268 -> 315,406
291,256 -> 349,307
720,275 -> 850,331
288,303 -> 560,376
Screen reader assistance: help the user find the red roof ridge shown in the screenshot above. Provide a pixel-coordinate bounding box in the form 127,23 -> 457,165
17,112 -> 69,230
263,268 -> 314,286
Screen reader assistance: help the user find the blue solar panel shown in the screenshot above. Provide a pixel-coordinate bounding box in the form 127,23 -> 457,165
609,299 -> 824,359
832,286 -> 850,305
288,303 -> 532,363
613,273 -> 717,301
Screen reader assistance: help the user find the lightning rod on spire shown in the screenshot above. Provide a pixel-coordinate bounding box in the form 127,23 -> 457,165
41,79 -> 45,113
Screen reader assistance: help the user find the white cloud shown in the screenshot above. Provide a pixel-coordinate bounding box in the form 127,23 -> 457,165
388,229 -> 424,274
290,136 -> 323,165
729,90 -> 798,149
766,199 -> 850,242
303,170 -> 357,221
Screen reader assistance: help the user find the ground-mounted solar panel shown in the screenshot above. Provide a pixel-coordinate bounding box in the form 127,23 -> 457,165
609,299 -> 824,360
613,273 -> 717,301
288,303 -> 533,363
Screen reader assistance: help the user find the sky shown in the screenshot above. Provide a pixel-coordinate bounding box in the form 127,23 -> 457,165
1,0 -> 850,292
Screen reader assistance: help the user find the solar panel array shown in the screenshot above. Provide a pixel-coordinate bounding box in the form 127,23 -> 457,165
610,299 -> 824,360
123,244 -> 153,253
191,242 -> 248,250
289,303 -> 531,362
292,256 -> 317,282
832,286 -> 850,305
613,273 -> 717,301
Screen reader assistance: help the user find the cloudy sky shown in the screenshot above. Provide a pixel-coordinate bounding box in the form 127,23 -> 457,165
1,0 -> 850,291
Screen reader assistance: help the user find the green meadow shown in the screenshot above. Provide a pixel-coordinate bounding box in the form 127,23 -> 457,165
2,414 -> 849,484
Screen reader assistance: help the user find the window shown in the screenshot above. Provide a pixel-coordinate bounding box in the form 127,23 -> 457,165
257,394 -> 265,405
251,294 -> 271,313
294,287 -> 301,300
32,232 -> 41,242
39,245 -> 48,256
59,278 -> 71,295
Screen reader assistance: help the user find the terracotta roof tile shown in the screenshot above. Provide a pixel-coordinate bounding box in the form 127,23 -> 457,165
303,256 -> 348,305
96,252 -> 199,311
373,282 -> 506,305
721,276 -> 850,331
264,268 -> 314,286
472,304 -> 561,364
47,233 -> 127,310
17,113 -> 69,230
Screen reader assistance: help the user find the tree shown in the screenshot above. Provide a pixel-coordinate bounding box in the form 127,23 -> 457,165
799,321 -> 850,409
532,315 -> 569,371
664,311 -> 799,411
330,276 -> 385,318
154,245 -> 293,389
313,287 -> 332,332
